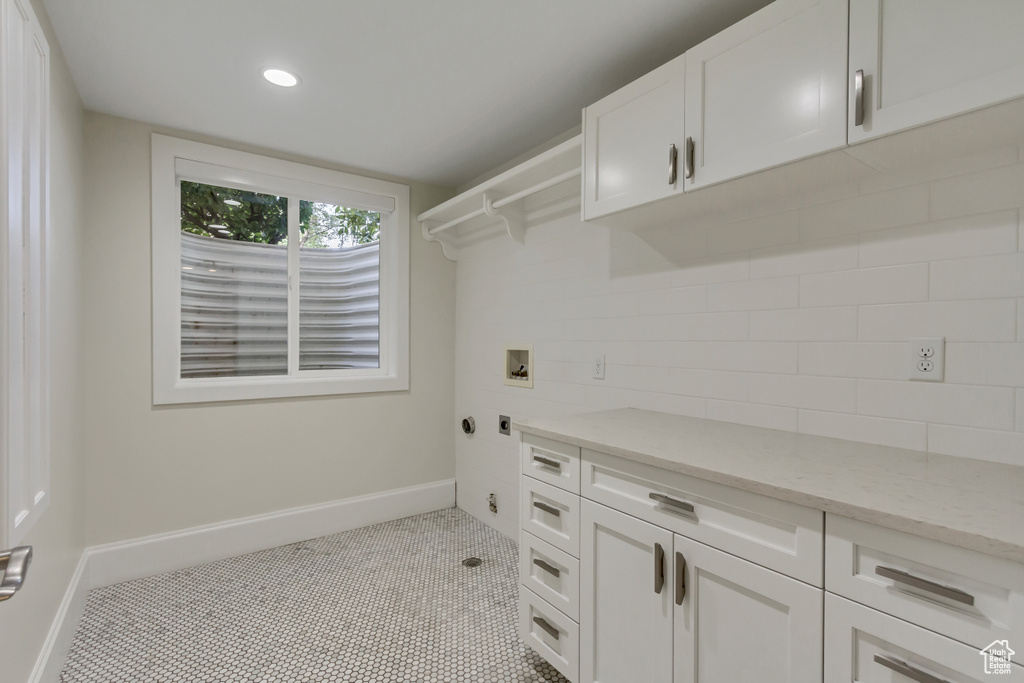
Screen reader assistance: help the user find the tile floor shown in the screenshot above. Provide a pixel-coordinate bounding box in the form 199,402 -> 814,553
61,508 -> 567,682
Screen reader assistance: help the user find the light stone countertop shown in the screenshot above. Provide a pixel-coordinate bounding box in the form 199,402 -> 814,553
512,408 -> 1024,564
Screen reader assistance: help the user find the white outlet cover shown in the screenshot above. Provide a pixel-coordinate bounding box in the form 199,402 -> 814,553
909,337 -> 944,381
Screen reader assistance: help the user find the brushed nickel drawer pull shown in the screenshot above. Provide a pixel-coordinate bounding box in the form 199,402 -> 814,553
675,551 -> 686,605
533,616 -> 559,640
533,454 -> 561,470
668,144 -> 678,185
649,492 -> 698,522
873,654 -> 949,683
533,558 -> 560,577
854,69 -> 865,127
533,501 -> 561,517
654,542 -> 665,594
875,566 -> 975,606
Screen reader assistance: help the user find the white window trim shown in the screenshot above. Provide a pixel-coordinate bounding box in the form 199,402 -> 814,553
151,134 -> 409,404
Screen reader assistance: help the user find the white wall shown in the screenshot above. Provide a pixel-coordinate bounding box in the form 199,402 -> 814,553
80,112 -> 456,546
0,0 -> 87,679
455,144 -> 1024,538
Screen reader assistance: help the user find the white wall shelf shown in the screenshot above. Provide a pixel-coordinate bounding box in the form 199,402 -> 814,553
418,136 -> 581,261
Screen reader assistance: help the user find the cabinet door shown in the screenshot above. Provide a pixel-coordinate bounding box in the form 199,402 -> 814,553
684,0 -> 848,190
849,0 -> 1024,143
674,533 -> 823,683
582,54 -> 685,221
580,500 -> 673,683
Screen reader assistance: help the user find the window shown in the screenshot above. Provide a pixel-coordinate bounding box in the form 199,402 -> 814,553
152,135 -> 409,403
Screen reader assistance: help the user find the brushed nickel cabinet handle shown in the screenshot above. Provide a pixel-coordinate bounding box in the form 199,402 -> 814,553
854,69 -> 865,126
649,492 -> 698,522
0,546 -> 32,602
533,616 -> 559,640
873,654 -> 949,683
532,455 -> 561,470
654,542 -> 666,594
875,566 -> 975,606
675,551 -> 686,605
533,558 -> 560,577
683,137 -> 695,180
668,144 -> 678,185
533,501 -> 561,517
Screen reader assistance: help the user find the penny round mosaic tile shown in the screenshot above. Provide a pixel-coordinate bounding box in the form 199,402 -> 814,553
60,508 -> 567,683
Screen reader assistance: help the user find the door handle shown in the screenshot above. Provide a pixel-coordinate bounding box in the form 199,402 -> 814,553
854,69 -> 865,126
0,546 -> 33,602
668,144 -> 678,185
683,137 -> 695,180
675,551 -> 686,605
533,501 -> 561,517
532,454 -> 561,470
654,542 -> 665,594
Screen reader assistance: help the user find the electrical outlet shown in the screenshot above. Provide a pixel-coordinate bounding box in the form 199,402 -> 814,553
593,355 -> 605,380
909,337 -> 944,381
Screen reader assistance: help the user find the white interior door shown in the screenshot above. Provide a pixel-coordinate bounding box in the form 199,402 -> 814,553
579,499 -> 673,683
674,533 -> 824,683
849,0 -> 1024,143
2,0 -> 50,549
684,0 -> 848,189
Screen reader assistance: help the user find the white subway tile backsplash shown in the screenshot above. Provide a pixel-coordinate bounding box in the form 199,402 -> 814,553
798,342 -> 905,380
749,235 -> 858,279
798,410 -> 927,451
857,380 -> 1015,430
858,211 -> 1019,268
707,400 -> 799,432
858,299 -> 1017,342
748,373 -> 856,413
927,424 -> 1024,465
944,343 -> 1024,387
930,161 -> 1024,219
706,341 -> 799,374
707,276 -> 798,311
670,311 -> 749,341
456,149 -> 1024,537
930,253 -> 1024,301
800,264 -> 929,307
749,307 -> 858,341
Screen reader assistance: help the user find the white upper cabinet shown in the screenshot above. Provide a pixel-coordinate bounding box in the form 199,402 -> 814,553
684,0 -> 849,189
582,54 -> 686,221
849,0 -> 1024,144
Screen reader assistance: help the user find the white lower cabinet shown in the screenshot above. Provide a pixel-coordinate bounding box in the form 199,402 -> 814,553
674,533 -> 823,683
580,500 -> 674,683
825,592 -> 1024,682
579,499 -> 823,683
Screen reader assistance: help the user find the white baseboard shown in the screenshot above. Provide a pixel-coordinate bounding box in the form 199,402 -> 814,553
28,479 -> 455,683
29,552 -> 90,683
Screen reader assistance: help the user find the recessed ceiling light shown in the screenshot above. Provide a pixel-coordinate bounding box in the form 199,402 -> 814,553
263,68 -> 299,87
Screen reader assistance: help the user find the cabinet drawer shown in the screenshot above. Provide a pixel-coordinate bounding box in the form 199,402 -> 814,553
522,434 -> 581,494
521,531 -> 580,622
521,586 -> 580,683
522,475 -> 580,557
826,514 -> 1024,663
581,449 -> 823,586
825,593 -> 1024,682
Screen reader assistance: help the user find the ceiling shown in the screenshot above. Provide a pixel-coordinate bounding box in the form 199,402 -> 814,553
41,0 -> 771,189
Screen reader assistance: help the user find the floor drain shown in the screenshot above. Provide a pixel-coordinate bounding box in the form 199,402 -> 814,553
462,557 -> 482,567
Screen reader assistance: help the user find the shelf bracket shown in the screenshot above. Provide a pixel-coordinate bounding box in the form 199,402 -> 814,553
420,220 -> 458,261
483,191 -> 526,246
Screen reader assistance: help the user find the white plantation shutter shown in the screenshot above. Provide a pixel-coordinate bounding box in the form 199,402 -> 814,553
180,232 -> 379,378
